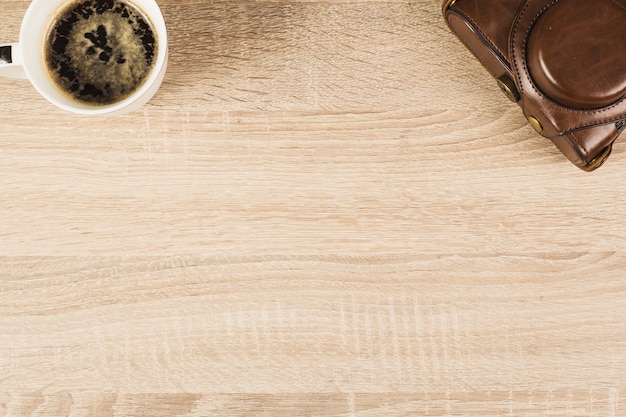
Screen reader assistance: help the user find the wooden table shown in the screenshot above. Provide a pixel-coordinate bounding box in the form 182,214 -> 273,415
2,0 -> 625,415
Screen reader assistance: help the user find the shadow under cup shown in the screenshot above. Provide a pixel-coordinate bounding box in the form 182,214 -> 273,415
21,0 -> 167,115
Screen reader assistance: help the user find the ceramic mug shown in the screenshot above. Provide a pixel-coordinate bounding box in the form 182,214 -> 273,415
0,0 -> 168,115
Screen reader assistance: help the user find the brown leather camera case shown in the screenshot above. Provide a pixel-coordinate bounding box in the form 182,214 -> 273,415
442,0 -> 626,171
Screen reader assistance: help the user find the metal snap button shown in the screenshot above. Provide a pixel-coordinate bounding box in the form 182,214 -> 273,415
496,75 -> 521,103
527,116 -> 543,133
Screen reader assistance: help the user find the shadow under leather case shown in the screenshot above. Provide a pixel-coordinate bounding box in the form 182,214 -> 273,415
442,0 -> 626,171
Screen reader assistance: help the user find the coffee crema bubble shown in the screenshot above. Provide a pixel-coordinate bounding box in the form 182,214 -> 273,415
45,0 -> 157,105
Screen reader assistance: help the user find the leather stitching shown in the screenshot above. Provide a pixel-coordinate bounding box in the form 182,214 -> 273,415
511,0 -> 626,134
512,0 -> 559,99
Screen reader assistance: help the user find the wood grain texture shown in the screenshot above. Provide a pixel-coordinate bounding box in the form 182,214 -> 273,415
1,0 -> 626,416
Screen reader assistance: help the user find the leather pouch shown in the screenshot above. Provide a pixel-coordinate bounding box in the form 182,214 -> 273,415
442,0 -> 626,171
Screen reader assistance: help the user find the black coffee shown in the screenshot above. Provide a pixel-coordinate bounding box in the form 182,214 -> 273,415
45,0 -> 157,105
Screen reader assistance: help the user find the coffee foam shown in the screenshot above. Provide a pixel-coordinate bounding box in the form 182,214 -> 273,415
45,0 -> 157,105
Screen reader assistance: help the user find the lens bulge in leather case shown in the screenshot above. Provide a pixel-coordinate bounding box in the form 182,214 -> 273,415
526,0 -> 626,110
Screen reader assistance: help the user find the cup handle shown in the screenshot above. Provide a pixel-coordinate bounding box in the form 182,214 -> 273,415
0,43 -> 27,79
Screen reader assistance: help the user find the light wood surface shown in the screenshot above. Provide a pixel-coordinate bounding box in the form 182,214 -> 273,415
2,0 -> 626,415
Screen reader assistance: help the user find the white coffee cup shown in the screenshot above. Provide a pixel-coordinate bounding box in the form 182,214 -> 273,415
0,0 -> 168,115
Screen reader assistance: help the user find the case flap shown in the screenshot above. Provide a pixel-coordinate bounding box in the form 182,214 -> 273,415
510,0 -> 626,138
